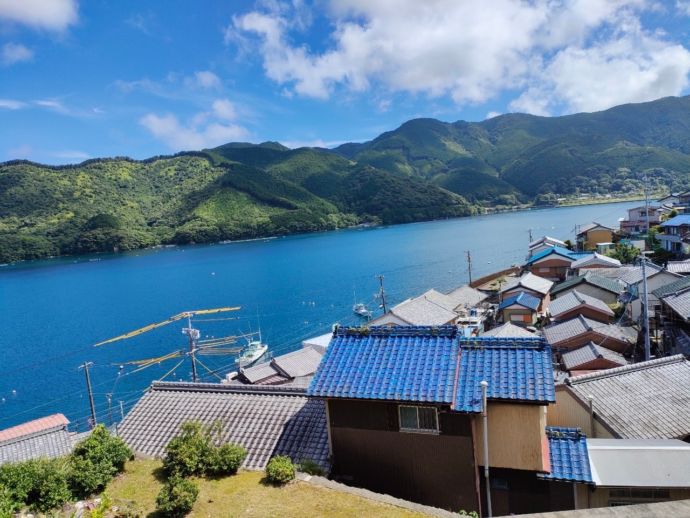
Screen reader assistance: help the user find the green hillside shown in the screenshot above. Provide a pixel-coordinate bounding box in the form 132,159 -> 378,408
4,95 -> 690,263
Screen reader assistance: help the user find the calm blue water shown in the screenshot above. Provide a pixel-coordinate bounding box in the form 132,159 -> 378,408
0,201 -> 637,429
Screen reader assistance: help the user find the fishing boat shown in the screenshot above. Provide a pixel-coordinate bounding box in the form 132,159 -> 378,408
353,302 -> 372,319
236,338 -> 268,368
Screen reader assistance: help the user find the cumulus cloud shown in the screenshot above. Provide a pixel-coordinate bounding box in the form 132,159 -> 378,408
0,0 -> 77,31
1,43 -> 33,65
231,0 -> 690,114
189,70 -> 221,89
140,99 -> 249,151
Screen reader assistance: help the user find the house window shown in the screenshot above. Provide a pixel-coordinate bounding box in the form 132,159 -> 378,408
399,405 -> 439,433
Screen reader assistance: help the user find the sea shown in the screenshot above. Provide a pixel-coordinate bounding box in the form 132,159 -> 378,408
0,201 -> 639,429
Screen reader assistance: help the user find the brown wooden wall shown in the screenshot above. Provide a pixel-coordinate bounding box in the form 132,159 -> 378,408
553,306 -> 613,323
552,330 -> 630,353
327,399 -> 480,513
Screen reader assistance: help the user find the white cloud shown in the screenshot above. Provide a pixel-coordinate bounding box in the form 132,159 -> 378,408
140,101 -> 250,151
677,1 -> 690,16
34,99 -> 70,114
232,0 -> 690,114
1,43 -> 33,65
485,111 -> 502,119
192,71 -> 221,89
0,98 -> 26,109
0,0 -> 77,31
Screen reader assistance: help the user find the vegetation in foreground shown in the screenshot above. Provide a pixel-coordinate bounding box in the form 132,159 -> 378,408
107,459 -> 428,518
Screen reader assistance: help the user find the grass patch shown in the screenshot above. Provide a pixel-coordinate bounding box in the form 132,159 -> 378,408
107,459 -> 429,517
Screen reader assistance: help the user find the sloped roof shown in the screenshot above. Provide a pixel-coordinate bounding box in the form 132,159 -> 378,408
565,355 -> 690,439
538,427 -> 592,483
551,272 -> 623,296
529,236 -> 567,250
653,275 -> 690,299
571,253 -> 621,269
665,261 -> 690,275
0,414 -> 74,465
118,382 -> 329,470
308,327 -> 555,413
561,342 -> 627,371
501,272 -> 554,295
594,263 -> 671,285
661,214 -> 690,227
577,222 -> 614,235
498,291 -> 541,311
389,290 -> 459,326
549,290 -> 615,320
273,347 -> 324,379
543,315 -> 637,347
480,322 -> 536,338
526,246 -> 580,265
445,285 -> 488,309
657,287 -> 690,321
587,438 -> 690,487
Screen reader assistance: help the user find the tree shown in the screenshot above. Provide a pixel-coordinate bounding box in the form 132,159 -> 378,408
607,243 -> 639,264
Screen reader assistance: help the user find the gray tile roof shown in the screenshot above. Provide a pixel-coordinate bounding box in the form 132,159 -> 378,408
118,382 -> 329,470
551,272 -> 624,296
480,322 -> 537,338
229,347 -> 324,386
388,290 -> 459,325
571,253 -> 621,269
652,276 -> 690,299
501,272 -> 553,295
445,285 -> 488,309
529,236 -> 566,250
549,290 -> 615,320
0,414 -> 76,464
658,287 -> 690,321
566,355 -> 690,439
594,263 -> 669,286
272,347 -> 324,379
543,315 -> 637,347
561,342 -> 627,371
666,261 -> 690,274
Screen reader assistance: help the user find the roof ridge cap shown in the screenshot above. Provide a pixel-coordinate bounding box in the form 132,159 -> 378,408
151,380 -> 308,396
568,354 -> 687,384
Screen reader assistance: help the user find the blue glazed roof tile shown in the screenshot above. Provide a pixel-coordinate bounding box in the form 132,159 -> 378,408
308,327 -> 555,413
498,292 -> 541,311
526,246 -> 580,265
540,427 -> 593,483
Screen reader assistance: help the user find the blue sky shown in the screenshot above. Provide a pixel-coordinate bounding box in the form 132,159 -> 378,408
2,0 -> 690,164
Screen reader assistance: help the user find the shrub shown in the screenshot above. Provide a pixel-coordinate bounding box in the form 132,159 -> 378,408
298,459 -> 325,476
69,424 -> 132,497
0,459 -> 71,514
207,443 -> 247,476
163,422 -> 213,477
265,456 -> 295,485
0,484 -> 16,517
156,477 -> 199,517
0,462 -> 35,508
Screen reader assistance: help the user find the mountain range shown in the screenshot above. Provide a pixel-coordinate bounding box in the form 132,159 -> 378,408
3,95 -> 690,263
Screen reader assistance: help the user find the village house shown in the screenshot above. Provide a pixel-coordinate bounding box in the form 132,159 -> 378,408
548,355 -> 690,440
528,236 -> 568,258
560,342 -> 627,376
570,252 -> 621,273
654,276 -> 690,356
118,382 -> 330,471
301,332 -> 333,354
665,259 -> 690,275
498,291 -> 541,326
542,315 -> 637,353
0,414 -> 85,465
480,321 -> 537,338
470,266 -> 521,298
576,223 -> 615,251
307,326 -> 558,514
619,205 -> 662,236
658,193 -> 680,207
224,346 -> 323,387
548,290 -> 615,323
368,289 -> 459,327
677,190 -> 690,207
658,214 -> 690,256
594,264 -> 681,321
550,272 -> 623,305
525,246 -> 584,282
500,271 -> 554,312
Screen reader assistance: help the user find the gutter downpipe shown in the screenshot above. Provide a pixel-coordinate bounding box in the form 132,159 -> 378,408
480,380 -> 492,518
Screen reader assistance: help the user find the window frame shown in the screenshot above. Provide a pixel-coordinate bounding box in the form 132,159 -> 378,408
398,405 -> 439,434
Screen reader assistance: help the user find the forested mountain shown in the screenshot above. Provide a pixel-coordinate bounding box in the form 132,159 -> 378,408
3,95 -> 690,263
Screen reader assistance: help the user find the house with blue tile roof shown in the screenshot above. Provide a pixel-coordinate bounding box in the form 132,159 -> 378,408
498,291 -> 541,326
525,246 -> 587,281
307,325 -> 563,515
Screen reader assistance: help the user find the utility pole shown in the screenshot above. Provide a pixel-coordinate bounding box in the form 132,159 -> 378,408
480,380 -> 492,517
528,228 -> 533,243
377,275 -> 388,314
465,251 -> 473,284
106,393 -> 113,426
182,313 -> 200,382
80,362 -> 97,428
119,400 -> 125,421
641,173 -> 651,361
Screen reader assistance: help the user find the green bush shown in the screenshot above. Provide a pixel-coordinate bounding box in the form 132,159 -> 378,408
163,422 -> 213,477
0,462 -> 35,509
68,424 -> 132,497
0,459 -> 71,513
265,456 -> 295,485
298,459 -> 325,476
0,484 -> 16,517
156,477 -> 199,517
207,443 -> 247,476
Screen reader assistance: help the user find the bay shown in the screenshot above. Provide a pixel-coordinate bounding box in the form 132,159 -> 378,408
0,201 -> 638,429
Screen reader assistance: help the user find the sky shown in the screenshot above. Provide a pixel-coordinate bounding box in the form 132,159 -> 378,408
2,0 -> 690,164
